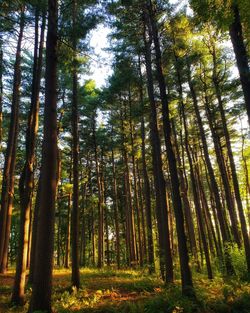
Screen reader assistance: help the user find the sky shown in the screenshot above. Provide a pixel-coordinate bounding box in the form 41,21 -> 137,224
86,25 -> 113,88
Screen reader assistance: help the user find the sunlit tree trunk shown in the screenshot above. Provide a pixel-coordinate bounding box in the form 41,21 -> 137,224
146,1 -> 193,293
229,4 -> 250,124
211,47 -> 250,273
187,62 -> 234,275
0,8 -> 25,273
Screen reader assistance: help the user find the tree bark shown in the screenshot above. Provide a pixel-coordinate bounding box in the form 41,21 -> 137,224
202,86 -> 241,248
0,8 -> 25,273
146,1 -> 193,294
0,35 -> 3,147
71,0 -> 80,288
211,46 -> 250,273
11,9 -> 45,304
29,0 -> 58,311
187,61 -> 234,275
111,147 -> 121,269
142,11 -> 173,282
92,117 -> 104,268
229,4 -> 250,124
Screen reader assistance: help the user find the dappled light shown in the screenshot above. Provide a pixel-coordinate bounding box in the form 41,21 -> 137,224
0,0 -> 250,312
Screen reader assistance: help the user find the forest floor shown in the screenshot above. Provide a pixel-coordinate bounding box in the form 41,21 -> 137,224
0,268 -> 250,313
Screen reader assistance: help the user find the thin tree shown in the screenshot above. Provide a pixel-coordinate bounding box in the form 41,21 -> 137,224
71,0 -> 80,288
0,7 -> 25,273
11,7 -> 46,305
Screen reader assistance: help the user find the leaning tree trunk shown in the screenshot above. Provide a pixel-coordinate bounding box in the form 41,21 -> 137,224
229,4 -> 250,124
0,8 -> 25,273
202,85 -> 241,248
187,61 -> 234,275
180,101 -> 213,280
29,0 -> 58,311
211,47 -> 250,273
174,55 -> 212,279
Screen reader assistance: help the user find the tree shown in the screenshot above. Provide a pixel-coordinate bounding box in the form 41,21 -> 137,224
11,6 -> 46,305
0,6 -> 25,274
29,0 -> 58,311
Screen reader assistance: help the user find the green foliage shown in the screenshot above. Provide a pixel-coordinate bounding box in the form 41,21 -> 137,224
228,244 -> 248,280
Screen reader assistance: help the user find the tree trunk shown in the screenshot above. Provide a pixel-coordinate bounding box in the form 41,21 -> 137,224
211,47 -> 250,273
111,147 -> 121,269
129,94 -> 143,267
0,36 -> 3,147
29,0 -> 58,311
138,58 -> 154,272
229,4 -> 250,124
187,61 -> 234,275
65,193 -> 71,269
177,64 -> 212,279
146,1 -> 193,294
0,8 -> 25,273
71,0 -> 80,288
171,120 -> 199,269
28,176 -> 41,284
137,162 -> 147,263
202,86 -> 241,248
92,118 -> 104,268
11,9 -> 45,304
142,11 -> 173,282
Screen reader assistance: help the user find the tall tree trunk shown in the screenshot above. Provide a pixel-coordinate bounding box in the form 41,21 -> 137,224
202,85 -> 241,248
101,154 -> 110,266
129,94 -> 143,267
187,61 -> 234,275
176,59 -> 212,279
182,114 -> 213,279
11,9 -> 45,304
138,58 -> 154,272
193,151 -> 221,258
111,147 -> 121,269
0,35 -> 3,147
120,107 -> 137,266
0,8 -> 25,273
229,4 -> 250,124
241,132 -> 250,232
71,0 -> 80,288
92,118 -> 104,268
211,47 -> 250,273
142,12 -> 173,282
65,193 -> 71,269
29,0 -> 58,311
146,1 -> 193,294
137,162 -> 147,262
171,120 -> 199,269
28,176 -> 41,284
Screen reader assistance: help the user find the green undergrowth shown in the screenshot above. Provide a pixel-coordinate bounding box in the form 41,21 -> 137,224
0,268 -> 250,313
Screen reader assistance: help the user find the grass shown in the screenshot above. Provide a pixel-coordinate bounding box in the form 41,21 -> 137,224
0,268 -> 250,312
